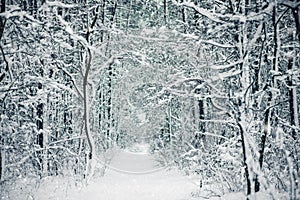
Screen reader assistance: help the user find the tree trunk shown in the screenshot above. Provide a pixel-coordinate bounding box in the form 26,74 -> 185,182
197,99 -> 205,145
0,130 -> 4,181
106,63 -> 112,148
255,5 -> 279,192
0,0 -> 6,42
163,0 -> 167,25
83,49 -> 94,158
37,83 -> 44,149
287,57 -> 299,140
83,48 -> 96,179
255,107 -> 270,192
287,54 -> 299,199
0,147 -> 4,181
181,6 -> 186,33
291,7 -> 300,44
126,0 -> 132,33
237,120 -> 251,197
100,0 -> 106,42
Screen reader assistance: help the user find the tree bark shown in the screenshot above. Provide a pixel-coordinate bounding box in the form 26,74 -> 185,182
100,0 -> 106,42
292,7 -> 300,43
287,57 -> 299,140
83,48 -> 95,160
181,6 -> 186,33
255,106 -> 270,192
0,0 -> 5,42
255,5 -> 280,192
0,146 -> 4,181
163,0 -> 167,25
237,121 -> 251,197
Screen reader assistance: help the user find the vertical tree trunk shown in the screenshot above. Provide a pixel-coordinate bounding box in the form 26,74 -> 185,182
0,0 -> 7,83
287,57 -> 299,140
287,55 -> 299,199
255,5 -> 279,192
100,0 -> 106,42
197,99 -> 205,145
291,7 -> 300,44
104,2 -> 117,148
82,1 -> 102,179
237,120 -> 251,197
163,0 -> 167,25
255,107 -> 270,192
83,48 -> 96,179
0,0 -> 6,42
37,84 -> 44,149
126,0 -> 132,33
36,70 -> 45,175
0,120 -> 4,181
0,145 -> 4,181
83,76 -> 93,156
106,63 -> 112,148
181,6 -> 186,33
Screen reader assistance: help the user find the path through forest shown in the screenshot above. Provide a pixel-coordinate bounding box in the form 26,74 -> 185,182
20,143 -> 200,200
66,143 -> 198,200
4,142 -> 251,200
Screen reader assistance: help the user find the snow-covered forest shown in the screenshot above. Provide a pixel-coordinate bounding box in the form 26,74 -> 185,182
0,0 -> 299,199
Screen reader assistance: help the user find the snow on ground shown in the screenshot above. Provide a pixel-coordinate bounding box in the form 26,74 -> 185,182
2,143 -> 198,200
31,169 -> 198,200
1,143 -> 285,200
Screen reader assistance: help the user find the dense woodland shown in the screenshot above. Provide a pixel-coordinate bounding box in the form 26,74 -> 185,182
0,0 -> 299,199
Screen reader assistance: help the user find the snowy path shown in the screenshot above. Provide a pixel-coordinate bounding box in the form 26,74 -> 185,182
32,144 -> 199,200
65,146 -> 198,200
5,144 -> 253,200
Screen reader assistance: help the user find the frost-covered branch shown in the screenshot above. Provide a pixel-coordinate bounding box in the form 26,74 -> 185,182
199,40 -> 236,49
171,0 -> 225,24
208,60 -> 242,70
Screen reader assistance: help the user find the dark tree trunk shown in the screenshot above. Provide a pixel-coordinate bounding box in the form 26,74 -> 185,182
0,129 -> 3,181
100,0 -> 106,42
36,81 -> 44,175
255,5 -> 279,192
287,57 -> 298,140
255,106 -> 270,192
181,7 -> 186,33
163,0 -> 167,25
237,122 -> 251,197
0,0 -> 5,42
197,99 -> 205,143
106,63 -> 112,146
291,7 -> 300,43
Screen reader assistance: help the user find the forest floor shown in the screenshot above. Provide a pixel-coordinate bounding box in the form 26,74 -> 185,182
1,143 -> 278,200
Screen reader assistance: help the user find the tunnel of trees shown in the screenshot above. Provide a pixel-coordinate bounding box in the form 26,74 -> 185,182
0,0 -> 299,199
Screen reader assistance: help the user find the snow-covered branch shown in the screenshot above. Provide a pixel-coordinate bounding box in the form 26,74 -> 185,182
171,0 -> 225,24
46,1 -> 77,9
199,40 -> 236,49
208,60 -> 242,70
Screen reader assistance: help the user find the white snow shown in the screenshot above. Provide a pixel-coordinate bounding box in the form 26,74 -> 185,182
2,143 -> 285,200
4,145 -> 198,200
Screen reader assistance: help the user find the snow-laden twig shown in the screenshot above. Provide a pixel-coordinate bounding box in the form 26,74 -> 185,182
208,60 -> 242,70
218,69 -> 242,80
46,1 -> 77,8
199,40 -> 236,49
194,131 -> 230,141
171,0 -> 225,24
